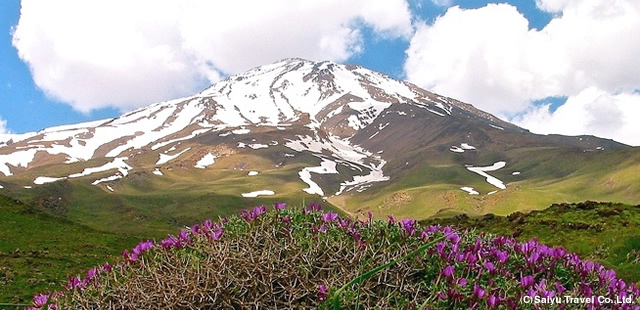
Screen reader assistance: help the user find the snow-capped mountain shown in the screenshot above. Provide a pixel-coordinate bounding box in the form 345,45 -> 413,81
0,59 -> 637,219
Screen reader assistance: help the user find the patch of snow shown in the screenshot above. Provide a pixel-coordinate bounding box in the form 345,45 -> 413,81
34,176 -> 66,185
284,153 -> 295,157
489,124 -> 504,130
487,190 -> 498,195
153,168 -> 163,176
336,159 -> 389,195
461,187 -> 479,195
232,128 -> 250,135
248,143 -> 269,149
451,143 -> 476,153
106,185 -> 114,192
466,161 -> 507,190
0,149 -> 38,176
299,158 -> 339,196
512,171 -> 521,175
0,184 -> 3,189
248,171 -> 259,176
69,157 -> 132,178
241,190 -> 275,198
219,131 -> 232,137
92,174 -> 122,185
24,186 -> 32,189
156,148 -> 191,165
460,143 -> 476,150
195,153 -> 216,169
347,115 -> 364,130
324,106 -> 344,120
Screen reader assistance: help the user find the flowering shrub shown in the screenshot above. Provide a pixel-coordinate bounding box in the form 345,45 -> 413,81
27,203 -> 639,309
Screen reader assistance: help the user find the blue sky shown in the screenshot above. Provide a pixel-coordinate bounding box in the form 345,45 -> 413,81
2,0 -> 640,145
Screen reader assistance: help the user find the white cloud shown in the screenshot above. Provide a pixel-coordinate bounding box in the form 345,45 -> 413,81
513,88 -> 640,146
12,0 -> 413,112
405,0 -> 640,145
0,117 -> 8,134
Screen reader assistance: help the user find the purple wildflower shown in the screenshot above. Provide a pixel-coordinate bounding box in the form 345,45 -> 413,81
442,265 -> 455,278
190,224 -> 201,235
66,275 -> 86,290
387,214 -> 395,226
446,232 -> 461,244
210,228 -> 224,241
309,202 -> 322,212
322,212 -> 338,222
400,219 -> 416,236
473,284 -> 486,299
202,219 -> 213,232
484,261 -> 496,274
33,294 -> 49,308
520,275 -> 535,288
100,263 -> 112,273
274,202 -> 286,210
86,268 -> 98,281
495,250 -> 509,264
318,285 -> 328,301
487,295 -> 498,308
161,234 -> 179,249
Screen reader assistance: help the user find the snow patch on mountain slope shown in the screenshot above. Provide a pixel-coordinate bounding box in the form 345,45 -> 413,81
299,158 -> 339,196
0,149 -> 38,176
450,143 -> 476,153
69,157 -> 132,178
92,174 -> 123,185
461,187 -> 479,195
157,148 -> 191,165
241,190 -> 275,197
195,153 -> 216,169
286,134 -> 388,196
34,176 -> 66,185
466,161 -> 507,190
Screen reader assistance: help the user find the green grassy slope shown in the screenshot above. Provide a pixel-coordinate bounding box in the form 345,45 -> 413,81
0,195 -> 140,304
334,146 -> 640,220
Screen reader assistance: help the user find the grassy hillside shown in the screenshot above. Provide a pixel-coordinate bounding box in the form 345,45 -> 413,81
0,194 -> 140,305
333,147 -> 640,220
